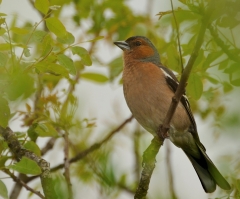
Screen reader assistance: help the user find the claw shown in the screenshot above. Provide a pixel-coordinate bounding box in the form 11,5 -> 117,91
157,125 -> 169,140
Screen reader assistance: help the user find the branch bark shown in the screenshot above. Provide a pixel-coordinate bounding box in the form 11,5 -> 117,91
63,130 -> 73,199
0,126 -> 58,199
134,137 -> 162,199
4,169 -> 45,199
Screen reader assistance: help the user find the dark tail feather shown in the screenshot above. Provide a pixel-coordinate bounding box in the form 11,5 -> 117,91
184,144 -> 231,193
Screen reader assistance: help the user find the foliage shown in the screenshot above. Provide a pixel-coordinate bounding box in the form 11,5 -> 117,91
0,0 -> 239,198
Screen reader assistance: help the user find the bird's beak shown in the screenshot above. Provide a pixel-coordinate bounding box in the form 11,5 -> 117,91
114,41 -> 130,51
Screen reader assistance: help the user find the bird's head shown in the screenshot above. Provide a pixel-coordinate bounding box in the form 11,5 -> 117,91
114,36 -> 161,65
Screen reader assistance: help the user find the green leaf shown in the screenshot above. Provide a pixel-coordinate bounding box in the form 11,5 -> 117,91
40,34 -> 52,57
74,61 -> 84,71
81,72 -> 109,83
223,81 -> 233,93
0,18 -> 5,25
230,76 -> 240,87
35,63 -> 69,78
0,180 -> 8,199
223,63 -> 239,74
57,54 -> 76,75
193,49 -> 204,70
34,0 -> 49,15
187,73 -> 203,100
52,173 -> 69,199
182,34 -> 197,56
0,138 -> 8,154
23,48 -> 30,57
9,157 -> 42,175
35,123 -> 58,137
32,30 -> 47,42
0,43 -> 11,51
6,72 -> 35,100
10,27 -> 30,35
71,46 -> 92,66
108,56 -> 123,81
46,17 -> 67,38
24,141 -> 41,156
57,32 -> 75,45
0,97 -> 10,128
0,13 -> 7,16
0,28 -> 6,36
85,36 -> 104,42
166,43 -> 181,73
218,59 -> 229,70
203,51 -> 223,70
0,156 -> 8,169
27,124 -> 38,142
225,65 -> 240,87
0,52 -> 8,67
206,75 -> 218,84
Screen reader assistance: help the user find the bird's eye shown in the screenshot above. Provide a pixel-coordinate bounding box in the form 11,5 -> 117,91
135,41 -> 142,46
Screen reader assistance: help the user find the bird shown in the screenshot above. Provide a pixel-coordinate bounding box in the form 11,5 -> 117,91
114,36 -> 231,193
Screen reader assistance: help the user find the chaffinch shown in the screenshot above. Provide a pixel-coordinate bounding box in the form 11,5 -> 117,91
114,36 -> 230,193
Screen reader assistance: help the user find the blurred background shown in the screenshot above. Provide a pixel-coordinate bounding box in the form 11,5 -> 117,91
0,0 -> 239,198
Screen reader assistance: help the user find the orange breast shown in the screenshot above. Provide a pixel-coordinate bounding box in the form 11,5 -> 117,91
122,60 -> 190,135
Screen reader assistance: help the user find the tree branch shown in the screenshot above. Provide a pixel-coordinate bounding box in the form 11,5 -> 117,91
41,138 -> 56,156
0,126 -> 58,199
4,169 -> 45,199
6,115 -> 134,194
170,0 -> 184,73
63,130 -> 73,199
51,115 -> 134,172
134,137 -> 162,199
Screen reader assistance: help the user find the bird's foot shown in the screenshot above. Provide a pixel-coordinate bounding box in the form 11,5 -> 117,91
157,125 -> 169,140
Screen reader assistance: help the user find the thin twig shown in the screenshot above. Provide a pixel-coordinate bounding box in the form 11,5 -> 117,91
134,137 -> 162,199
133,129 -> 141,182
63,130 -> 73,199
9,174 -> 28,199
41,138 -> 56,156
13,115 -> 134,189
18,8 -> 53,63
51,115 -> 133,172
170,0 -> 184,73
0,126 -> 57,198
3,21 -> 14,68
4,169 -> 45,199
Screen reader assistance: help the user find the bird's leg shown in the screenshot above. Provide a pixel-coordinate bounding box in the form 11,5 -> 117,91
157,124 -> 169,140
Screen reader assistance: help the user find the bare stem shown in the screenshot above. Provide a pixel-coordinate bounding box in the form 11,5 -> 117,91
134,137 -> 162,199
63,130 -> 73,199
170,0 -> 184,73
51,115 -> 133,172
4,169 -> 45,199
